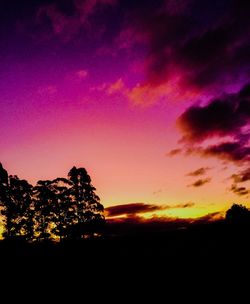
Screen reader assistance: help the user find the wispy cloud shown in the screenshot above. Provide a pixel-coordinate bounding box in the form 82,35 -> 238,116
188,178 -> 211,188
105,202 -> 195,217
187,167 -> 211,177
76,69 -> 89,80
231,184 -> 249,196
166,148 -> 182,157
231,168 -> 250,183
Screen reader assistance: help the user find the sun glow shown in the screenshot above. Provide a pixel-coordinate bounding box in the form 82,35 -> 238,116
139,207 -> 219,220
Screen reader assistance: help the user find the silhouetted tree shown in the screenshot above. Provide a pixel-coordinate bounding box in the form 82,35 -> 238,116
0,164 -> 34,240
50,178 -> 74,241
1,163 -> 105,241
33,180 -> 56,241
8,175 -> 34,240
0,163 -> 12,238
67,166 -> 105,238
225,204 -> 250,225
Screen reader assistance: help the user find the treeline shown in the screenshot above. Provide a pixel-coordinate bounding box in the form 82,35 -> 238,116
0,163 -> 105,242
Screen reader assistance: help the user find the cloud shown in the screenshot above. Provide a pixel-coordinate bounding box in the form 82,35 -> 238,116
167,148 -> 182,157
105,202 -> 195,217
202,142 -> 250,163
192,212 -> 223,224
174,202 -> 195,208
188,178 -> 211,188
90,76 -> 198,105
76,69 -> 88,79
37,0 -> 117,41
105,203 -> 162,217
231,168 -> 250,183
177,82 -> 250,165
177,82 -> 250,195
178,83 -> 250,144
187,167 -> 210,177
127,81 -> 198,106
231,184 -> 249,196
122,0 -> 250,92
90,78 -> 128,98
230,168 -> 250,196
106,78 -> 125,95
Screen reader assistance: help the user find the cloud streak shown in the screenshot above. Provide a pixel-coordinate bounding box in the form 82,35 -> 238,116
105,202 -> 195,217
231,184 -> 249,196
167,148 -> 182,157
187,167 -> 210,177
188,178 -> 211,188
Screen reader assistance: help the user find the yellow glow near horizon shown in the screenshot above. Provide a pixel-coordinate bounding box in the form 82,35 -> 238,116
106,205 -> 225,221
139,206 -> 222,219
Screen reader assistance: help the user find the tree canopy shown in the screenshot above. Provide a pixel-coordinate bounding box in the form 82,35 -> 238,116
225,203 -> 250,225
0,163 -> 105,242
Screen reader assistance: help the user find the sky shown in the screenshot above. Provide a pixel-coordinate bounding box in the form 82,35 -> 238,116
0,0 -> 250,219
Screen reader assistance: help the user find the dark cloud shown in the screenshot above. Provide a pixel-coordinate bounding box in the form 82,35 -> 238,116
178,82 -> 250,143
177,81 -> 250,195
105,202 -> 194,217
3,1 -> 250,91
202,142 -> 250,163
36,0 -> 117,41
106,203 -> 162,217
189,178 -> 211,188
187,167 -> 210,177
122,0 -> 250,90
178,82 -> 250,166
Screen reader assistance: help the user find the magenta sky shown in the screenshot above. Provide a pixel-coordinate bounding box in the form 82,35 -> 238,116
1,0 -> 250,218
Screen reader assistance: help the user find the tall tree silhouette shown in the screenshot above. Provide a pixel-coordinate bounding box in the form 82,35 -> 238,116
33,180 -> 56,241
0,164 -> 34,240
67,166 -> 104,238
50,178 -> 74,241
8,175 -> 34,240
0,163 -> 12,238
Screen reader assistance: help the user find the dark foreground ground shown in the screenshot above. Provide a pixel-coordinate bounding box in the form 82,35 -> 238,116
0,221 -> 249,299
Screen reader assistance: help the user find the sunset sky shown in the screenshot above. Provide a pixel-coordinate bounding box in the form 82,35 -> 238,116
1,0 -> 250,219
